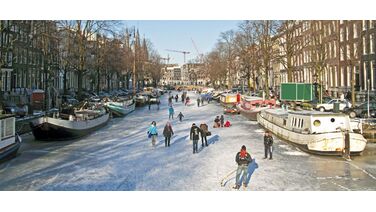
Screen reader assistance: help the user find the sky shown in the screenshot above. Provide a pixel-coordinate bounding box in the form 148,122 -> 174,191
123,21 -> 241,65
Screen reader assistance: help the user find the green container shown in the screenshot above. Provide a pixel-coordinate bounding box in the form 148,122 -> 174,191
333,102 -> 340,113
280,83 -> 314,102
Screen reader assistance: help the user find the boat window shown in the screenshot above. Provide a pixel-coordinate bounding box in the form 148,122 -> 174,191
283,119 -> 287,126
313,120 -> 321,127
294,118 -> 297,127
301,119 -> 304,128
1,120 -> 4,138
330,118 -> 335,123
5,118 -> 14,137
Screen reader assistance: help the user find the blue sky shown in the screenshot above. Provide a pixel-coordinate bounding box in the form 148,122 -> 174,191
123,21 -> 241,65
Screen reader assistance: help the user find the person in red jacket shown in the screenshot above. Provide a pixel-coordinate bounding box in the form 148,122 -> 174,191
224,120 -> 231,127
234,145 -> 252,189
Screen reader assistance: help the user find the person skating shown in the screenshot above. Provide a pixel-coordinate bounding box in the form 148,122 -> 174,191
163,122 -> 174,147
177,112 -> 184,122
185,96 -> 190,106
263,130 -> 274,160
175,94 -> 178,102
224,120 -> 231,127
147,121 -> 158,147
190,123 -> 202,154
197,98 -> 201,107
220,115 -> 224,127
168,106 -> 174,120
234,145 -> 253,189
199,123 -> 209,147
181,94 -> 185,103
148,99 -> 151,110
213,116 -> 220,128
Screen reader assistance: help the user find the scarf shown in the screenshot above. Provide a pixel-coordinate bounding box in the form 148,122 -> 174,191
240,149 -> 247,158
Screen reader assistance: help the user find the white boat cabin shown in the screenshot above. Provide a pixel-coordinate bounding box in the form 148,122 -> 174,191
0,114 -> 16,150
263,109 -> 352,134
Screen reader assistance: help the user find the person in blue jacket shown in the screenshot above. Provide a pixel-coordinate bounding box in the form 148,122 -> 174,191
168,106 -> 174,120
147,121 -> 158,146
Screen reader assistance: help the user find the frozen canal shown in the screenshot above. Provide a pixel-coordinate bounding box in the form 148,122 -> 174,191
1,91 -> 376,191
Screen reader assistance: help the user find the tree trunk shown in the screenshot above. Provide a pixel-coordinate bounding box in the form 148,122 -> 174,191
63,68 -> 67,95
96,68 -> 100,93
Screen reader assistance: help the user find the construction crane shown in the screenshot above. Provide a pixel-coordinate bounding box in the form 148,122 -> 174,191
165,49 -> 190,63
191,38 -> 204,63
159,54 -> 171,64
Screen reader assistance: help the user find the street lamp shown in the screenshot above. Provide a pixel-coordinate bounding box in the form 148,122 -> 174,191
313,73 -> 319,102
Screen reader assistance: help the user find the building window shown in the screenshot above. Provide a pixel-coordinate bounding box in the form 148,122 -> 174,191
363,36 -> 367,55
371,34 -> 374,54
346,26 -> 349,40
333,42 -> 337,57
347,66 -> 351,87
354,43 -> 358,58
347,44 -> 351,59
335,66 -> 338,87
354,23 -> 358,38
371,61 -> 374,90
364,62 -> 367,90
363,20 -> 367,30
341,67 -> 345,86
340,47 -> 344,61
340,28 -> 344,41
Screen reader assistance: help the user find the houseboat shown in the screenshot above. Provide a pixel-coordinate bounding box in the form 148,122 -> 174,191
105,98 -> 136,118
257,109 -> 367,155
236,96 -> 276,121
220,93 -> 239,107
30,102 -> 110,141
0,114 -> 22,161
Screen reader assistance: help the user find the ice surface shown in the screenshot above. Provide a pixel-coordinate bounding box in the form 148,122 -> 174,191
0,91 -> 376,191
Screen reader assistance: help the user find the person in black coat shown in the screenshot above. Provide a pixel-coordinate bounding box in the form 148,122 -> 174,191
163,122 -> 174,147
234,145 -> 252,189
263,130 -> 274,159
190,123 -> 202,154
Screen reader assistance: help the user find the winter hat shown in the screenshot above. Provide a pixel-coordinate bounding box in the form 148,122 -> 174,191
241,145 -> 246,150
192,123 -> 196,126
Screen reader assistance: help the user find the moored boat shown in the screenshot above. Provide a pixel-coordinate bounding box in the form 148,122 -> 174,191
105,98 -> 136,117
220,93 -> 239,107
30,102 -> 110,141
257,109 -> 367,155
237,96 -> 276,121
0,114 -> 22,161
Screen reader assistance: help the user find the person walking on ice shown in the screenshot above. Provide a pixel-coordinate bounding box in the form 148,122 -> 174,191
199,123 -> 209,147
163,122 -> 174,147
177,112 -> 184,122
147,121 -> 158,147
197,98 -> 201,107
175,94 -> 179,103
168,106 -> 174,120
220,115 -> 224,127
263,130 -> 274,160
234,145 -> 253,189
190,123 -> 202,154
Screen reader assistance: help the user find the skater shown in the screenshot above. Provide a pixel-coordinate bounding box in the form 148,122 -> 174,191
197,98 -> 201,107
224,120 -> 231,127
190,123 -> 202,154
157,98 -> 160,110
199,123 -> 209,147
148,99 -> 151,110
234,145 -> 252,189
185,96 -> 190,106
175,94 -> 178,102
263,130 -> 274,160
213,116 -> 220,128
168,106 -> 174,120
220,115 -> 224,127
147,121 -> 158,147
181,94 -> 185,103
177,112 -> 184,122
168,96 -> 173,106
163,122 -> 174,147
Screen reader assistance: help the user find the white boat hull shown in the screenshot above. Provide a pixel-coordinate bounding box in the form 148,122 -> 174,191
257,112 -> 367,155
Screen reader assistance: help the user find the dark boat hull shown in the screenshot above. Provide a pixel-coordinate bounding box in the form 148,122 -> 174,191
0,136 -> 21,161
30,113 -> 110,141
